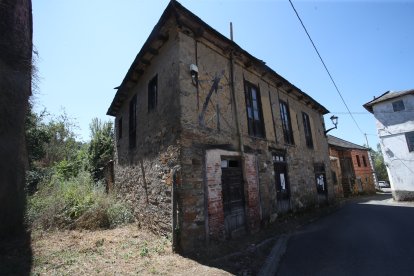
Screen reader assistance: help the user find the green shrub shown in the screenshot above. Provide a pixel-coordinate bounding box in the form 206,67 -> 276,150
107,201 -> 134,228
26,170 -> 134,230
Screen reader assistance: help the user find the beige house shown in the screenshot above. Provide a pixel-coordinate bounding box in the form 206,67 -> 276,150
107,1 -> 334,252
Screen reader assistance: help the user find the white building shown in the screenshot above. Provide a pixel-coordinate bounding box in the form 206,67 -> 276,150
364,89 -> 414,201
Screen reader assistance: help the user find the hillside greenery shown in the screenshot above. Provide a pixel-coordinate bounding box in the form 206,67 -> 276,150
25,108 -> 133,230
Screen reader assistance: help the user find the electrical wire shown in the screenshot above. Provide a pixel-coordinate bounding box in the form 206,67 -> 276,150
288,0 -> 365,135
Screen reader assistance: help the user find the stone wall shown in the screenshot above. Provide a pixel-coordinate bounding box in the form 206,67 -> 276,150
112,20 -> 334,253
176,30 -> 333,251
113,25 -> 181,237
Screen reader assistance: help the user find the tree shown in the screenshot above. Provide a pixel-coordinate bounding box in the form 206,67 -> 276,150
88,118 -> 114,182
370,143 -> 389,182
25,107 -> 51,193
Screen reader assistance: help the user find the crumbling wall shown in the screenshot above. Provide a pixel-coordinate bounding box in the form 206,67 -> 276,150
113,27 -> 181,237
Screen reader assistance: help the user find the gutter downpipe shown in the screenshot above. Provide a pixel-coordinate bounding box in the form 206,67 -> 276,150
229,23 -> 254,231
229,22 -> 244,155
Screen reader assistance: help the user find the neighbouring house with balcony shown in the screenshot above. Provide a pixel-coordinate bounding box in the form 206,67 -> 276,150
327,135 -> 376,197
363,89 -> 414,201
106,1 -> 335,252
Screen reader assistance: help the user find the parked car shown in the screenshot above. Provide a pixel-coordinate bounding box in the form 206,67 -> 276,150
378,181 -> 390,188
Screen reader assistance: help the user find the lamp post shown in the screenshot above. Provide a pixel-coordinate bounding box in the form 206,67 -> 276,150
324,115 -> 338,135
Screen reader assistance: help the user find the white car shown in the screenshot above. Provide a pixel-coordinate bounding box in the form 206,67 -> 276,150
378,181 -> 390,188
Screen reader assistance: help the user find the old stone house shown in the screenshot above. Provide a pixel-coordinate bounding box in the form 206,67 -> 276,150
327,135 -> 376,197
363,89 -> 414,201
107,1 -> 334,252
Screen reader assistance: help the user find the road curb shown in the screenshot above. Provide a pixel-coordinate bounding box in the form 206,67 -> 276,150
258,234 -> 290,276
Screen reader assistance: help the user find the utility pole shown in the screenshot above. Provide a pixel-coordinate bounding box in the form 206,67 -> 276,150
365,133 -> 378,189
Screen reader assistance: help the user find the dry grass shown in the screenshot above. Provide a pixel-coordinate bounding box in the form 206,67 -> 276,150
31,224 -> 231,276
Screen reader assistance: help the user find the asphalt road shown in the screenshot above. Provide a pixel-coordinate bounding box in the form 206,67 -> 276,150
277,194 -> 414,276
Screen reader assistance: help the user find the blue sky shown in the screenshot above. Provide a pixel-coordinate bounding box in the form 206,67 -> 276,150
32,0 -> 414,148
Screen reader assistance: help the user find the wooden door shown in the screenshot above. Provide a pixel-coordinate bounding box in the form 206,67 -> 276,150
221,159 -> 246,239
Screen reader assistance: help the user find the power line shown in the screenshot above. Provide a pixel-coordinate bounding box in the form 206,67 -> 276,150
288,0 -> 364,135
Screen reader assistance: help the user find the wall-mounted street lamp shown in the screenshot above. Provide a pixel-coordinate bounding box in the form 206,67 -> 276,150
324,115 -> 338,135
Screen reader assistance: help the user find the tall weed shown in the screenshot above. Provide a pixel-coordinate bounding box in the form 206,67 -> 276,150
27,170 -> 133,230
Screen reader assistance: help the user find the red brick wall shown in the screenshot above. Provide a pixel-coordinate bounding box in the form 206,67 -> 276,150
205,149 -> 260,240
329,146 -> 375,194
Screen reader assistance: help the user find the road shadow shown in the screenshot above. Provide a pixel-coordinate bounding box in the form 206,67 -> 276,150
0,230 -> 32,276
182,201 -> 342,275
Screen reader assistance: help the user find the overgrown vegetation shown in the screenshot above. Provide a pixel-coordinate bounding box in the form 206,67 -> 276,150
25,108 -> 133,230
370,143 -> 389,182
27,171 -> 133,230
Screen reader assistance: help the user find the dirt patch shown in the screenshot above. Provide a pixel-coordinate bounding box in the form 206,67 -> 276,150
3,199 -> 348,275
31,224 -> 231,275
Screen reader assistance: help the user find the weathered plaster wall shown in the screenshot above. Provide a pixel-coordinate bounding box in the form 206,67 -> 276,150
176,30 -> 333,250
373,95 -> 414,200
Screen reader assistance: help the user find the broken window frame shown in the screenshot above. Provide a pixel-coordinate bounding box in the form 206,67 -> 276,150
302,112 -> 313,149
244,81 -> 265,138
279,100 -> 294,145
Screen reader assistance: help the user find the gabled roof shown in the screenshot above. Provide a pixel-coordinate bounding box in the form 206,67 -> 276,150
363,89 -> 414,113
327,135 -> 367,151
107,0 -> 329,116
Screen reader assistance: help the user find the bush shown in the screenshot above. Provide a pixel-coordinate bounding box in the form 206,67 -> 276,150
107,202 -> 134,228
26,171 -> 134,230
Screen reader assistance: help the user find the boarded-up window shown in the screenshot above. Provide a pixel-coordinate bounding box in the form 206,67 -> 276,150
314,163 -> 327,194
148,75 -> 158,112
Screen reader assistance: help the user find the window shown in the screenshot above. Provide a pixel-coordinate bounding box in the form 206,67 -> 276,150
406,131 -> 414,152
302,112 -> 313,148
244,81 -> 265,138
118,117 -> 123,139
280,101 -> 294,145
392,100 -> 405,112
356,155 -> 361,167
129,95 -> 137,148
148,75 -> 158,112
362,155 -> 367,167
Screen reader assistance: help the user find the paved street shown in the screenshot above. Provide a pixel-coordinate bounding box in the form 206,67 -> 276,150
277,194 -> 414,276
